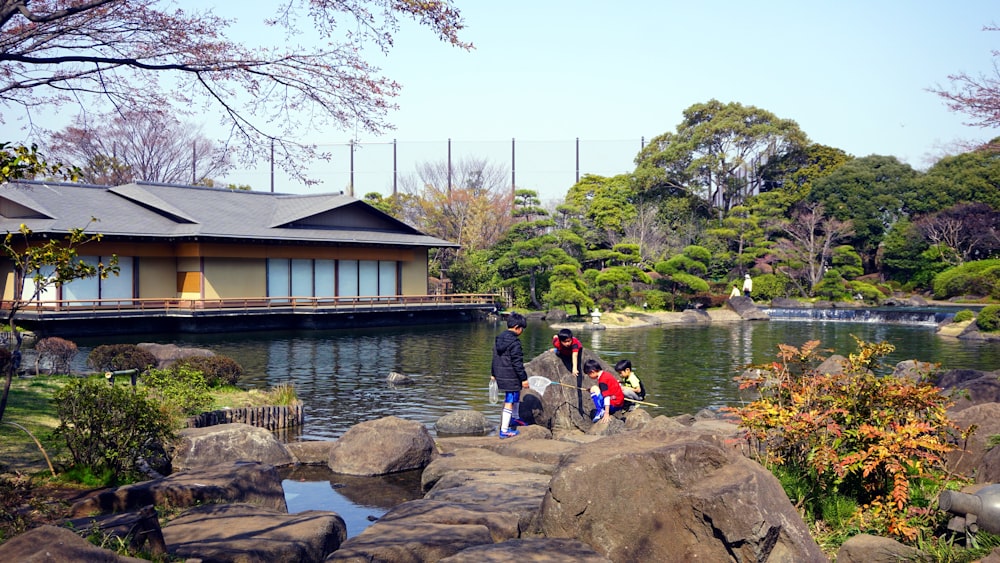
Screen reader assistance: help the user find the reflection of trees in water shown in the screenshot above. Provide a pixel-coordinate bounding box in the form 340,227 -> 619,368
281,465 -> 423,510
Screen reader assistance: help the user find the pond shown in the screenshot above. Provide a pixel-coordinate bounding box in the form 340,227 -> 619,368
63,313 -> 999,538
67,315 -> 1000,440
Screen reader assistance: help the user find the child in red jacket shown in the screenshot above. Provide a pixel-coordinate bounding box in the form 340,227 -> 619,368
584,359 -> 625,423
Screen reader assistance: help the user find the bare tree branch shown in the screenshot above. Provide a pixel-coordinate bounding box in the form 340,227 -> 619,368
0,0 -> 470,185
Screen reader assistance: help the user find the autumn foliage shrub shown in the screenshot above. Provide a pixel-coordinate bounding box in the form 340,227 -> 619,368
727,337 -> 958,542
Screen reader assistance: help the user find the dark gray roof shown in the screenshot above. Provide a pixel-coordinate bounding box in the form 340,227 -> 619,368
0,181 -> 459,248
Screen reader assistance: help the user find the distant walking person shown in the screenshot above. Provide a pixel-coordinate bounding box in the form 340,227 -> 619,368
491,312 -> 530,438
742,273 -> 753,298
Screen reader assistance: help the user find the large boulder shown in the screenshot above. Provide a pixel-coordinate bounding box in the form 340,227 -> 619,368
162,503 -> 345,563
70,461 -> 288,516
537,427 -> 827,562
525,349 -> 613,432
978,445 -> 1000,484
939,370 -> 1000,412
171,423 -> 294,471
328,415 -> 436,476
726,296 -> 770,320
891,360 -> 940,384
947,403 -> 1000,478
0,525 -> 147,562
435,409 -> 491,435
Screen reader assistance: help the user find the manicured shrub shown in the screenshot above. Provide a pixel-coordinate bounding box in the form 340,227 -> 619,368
932,259 -> 1000,300
978,304 -> 1000,332
86,344 -> 157,373
54,377 -> 173,483
749,273 -> 790,301
639,289 -> 668,311
33,336 -> 77,375
176,355 -> 244,387
848,280 -> 885,303
952,309 -> 975,323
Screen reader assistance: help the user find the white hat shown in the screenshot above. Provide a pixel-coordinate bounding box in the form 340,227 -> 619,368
745,273 -> 750,278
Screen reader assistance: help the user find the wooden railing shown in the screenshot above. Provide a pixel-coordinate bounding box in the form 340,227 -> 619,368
4,293 -> 499,318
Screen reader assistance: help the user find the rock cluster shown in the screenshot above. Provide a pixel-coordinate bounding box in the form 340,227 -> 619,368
4,347 -> 1000,562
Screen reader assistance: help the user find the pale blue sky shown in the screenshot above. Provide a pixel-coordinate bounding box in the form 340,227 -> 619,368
4,1 -> 998,203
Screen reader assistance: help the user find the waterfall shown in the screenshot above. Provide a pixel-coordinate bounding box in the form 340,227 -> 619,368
761,307 -> 955,326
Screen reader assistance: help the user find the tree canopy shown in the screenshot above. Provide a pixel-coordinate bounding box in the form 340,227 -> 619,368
635,100 -> 809,214
0,0 -> 469,182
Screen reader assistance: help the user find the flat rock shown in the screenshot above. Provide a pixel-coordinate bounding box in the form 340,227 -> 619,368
162,503 -> 345,563
70,461 -> 287,516
327,520 -> 493,562
376,498 -> 520,542
423,468 -> 551,531
421,447 -> 555,491
286,440 -> 335,465
439,538 -> 613,562
0,525 -> 147,562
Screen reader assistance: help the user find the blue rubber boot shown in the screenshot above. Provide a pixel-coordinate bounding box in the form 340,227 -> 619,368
590,392 -> 604,422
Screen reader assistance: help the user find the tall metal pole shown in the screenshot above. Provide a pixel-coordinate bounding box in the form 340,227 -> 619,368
575,137 -> 580,184
191,141 -> 196,185
392,139 -> 398,196
349,140 -> 355,197
270,138 -> 275,193
447,138 -> 453,198
511,137 -> 515,197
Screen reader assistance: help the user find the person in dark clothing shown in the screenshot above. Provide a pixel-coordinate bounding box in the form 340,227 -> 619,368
491,312 -> 529,438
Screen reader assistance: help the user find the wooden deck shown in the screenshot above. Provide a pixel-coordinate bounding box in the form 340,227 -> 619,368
5,295 -> 501,336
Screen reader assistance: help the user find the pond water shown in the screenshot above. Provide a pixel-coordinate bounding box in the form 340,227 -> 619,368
63,314 -> 1000,538
68,315 -> 1000,440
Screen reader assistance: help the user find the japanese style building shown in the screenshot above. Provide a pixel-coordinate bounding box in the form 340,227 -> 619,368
0,181 -> 495,335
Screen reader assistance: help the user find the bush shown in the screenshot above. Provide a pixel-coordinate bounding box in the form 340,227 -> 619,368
978,305 -> 1000,332
142,365 -> 213,419
727,338 -> 957,542
932,259 -> 1000,300
639,289 -> 668,311
33,336 -> 77,375
176,355 -> 244,387
848,280 -> 885,303
750,273 -> 791,301
953,309 -> 975,323
86,344 -> 157,373
54,377 -> 174,483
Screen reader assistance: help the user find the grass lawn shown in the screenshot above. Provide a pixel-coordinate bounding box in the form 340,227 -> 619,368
1,375 -> 297,475
0,376 -> 70,474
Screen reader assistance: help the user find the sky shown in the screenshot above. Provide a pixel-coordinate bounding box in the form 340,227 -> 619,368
3,1 -> 999,204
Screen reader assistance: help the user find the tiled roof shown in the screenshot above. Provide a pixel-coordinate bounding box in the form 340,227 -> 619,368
0,181 -> 458,248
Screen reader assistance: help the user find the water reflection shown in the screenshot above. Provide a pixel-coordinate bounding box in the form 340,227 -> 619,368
280,465 -> 422,539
